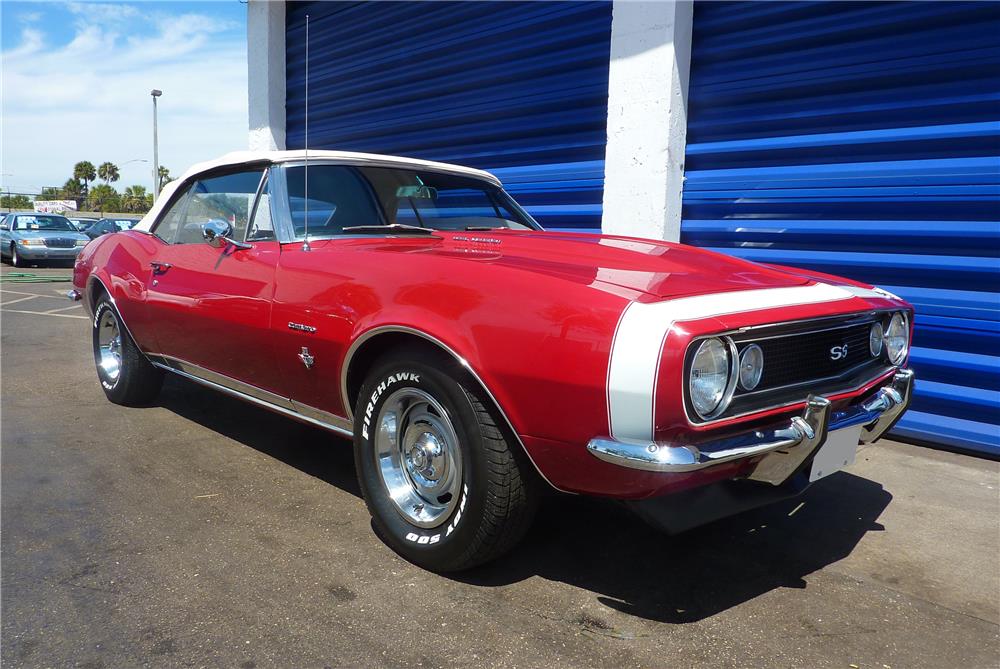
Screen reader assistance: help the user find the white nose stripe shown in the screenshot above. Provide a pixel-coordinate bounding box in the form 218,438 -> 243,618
606,282 -> 861,441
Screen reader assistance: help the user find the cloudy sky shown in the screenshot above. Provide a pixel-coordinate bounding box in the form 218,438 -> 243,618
1,0 -> 248,196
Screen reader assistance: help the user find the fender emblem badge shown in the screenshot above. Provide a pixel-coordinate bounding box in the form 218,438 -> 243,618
288,322 -> 317,333
298,347 -> 315,369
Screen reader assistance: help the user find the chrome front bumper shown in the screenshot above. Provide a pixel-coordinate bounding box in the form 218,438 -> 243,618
587,369 -> 914,486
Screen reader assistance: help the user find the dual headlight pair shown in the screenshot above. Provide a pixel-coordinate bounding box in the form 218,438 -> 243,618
688,312 -> 910,421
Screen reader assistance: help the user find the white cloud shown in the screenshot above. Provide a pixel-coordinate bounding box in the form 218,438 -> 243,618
1,4 -> 248,195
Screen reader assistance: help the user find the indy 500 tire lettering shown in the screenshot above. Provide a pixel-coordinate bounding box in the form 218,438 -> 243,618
353,348 -> 537,572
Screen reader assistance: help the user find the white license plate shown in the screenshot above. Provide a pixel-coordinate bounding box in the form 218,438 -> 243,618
810,425 -> 863,482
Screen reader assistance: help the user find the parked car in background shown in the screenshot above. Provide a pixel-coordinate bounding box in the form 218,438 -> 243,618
71,150 -> 914,571
84,217 -> 140,240
67,217 -> 93,231
1,213 -> 90,267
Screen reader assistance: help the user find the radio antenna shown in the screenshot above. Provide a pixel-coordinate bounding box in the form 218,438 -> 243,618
302,14 -> 311,251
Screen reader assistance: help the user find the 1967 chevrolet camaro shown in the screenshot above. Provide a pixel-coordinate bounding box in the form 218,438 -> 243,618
71,150 -> 914,571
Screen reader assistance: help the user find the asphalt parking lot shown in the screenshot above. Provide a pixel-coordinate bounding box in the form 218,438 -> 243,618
2,263 -> 998,668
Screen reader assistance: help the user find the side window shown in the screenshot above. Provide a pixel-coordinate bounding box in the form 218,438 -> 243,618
151,187 -> 192,243
247,177 -> 275,241
176,171 -> 264,245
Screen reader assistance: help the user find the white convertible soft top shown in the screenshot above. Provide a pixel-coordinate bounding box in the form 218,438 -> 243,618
133,149 -> 501,232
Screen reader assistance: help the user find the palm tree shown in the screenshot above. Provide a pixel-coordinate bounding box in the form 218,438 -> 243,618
73,161 -> 96,198
122,185 -> 149,213
98,161 -> 120,185
61,178 -> 83,208
157,166 -> 173,193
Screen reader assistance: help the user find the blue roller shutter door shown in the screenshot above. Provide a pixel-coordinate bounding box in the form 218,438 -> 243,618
682,2 -> 1000,454
285,1 -> 611,232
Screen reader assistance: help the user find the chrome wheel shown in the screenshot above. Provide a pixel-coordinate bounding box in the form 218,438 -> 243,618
374,388 -> 463,528
96,307 -> 122,387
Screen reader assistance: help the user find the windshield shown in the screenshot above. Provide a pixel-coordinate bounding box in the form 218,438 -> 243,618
13,215 -> 76,232
105,219 -> 139,231
284,164 -> 538,239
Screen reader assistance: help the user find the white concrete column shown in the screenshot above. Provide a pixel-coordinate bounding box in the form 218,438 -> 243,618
601,0 -> 693,241
247,0 -> 286,151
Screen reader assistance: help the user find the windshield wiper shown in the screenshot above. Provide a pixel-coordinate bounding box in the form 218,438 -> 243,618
464,225 -> 504,231
341,224 -> 435,235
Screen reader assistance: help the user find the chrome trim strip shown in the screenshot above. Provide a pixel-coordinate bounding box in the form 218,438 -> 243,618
727,308 -> 900,339
148,354 -> 297,411
151,361 -> 352,438
290,400 -> 353,432
147,354 -> 354,436
339,324 -> 565,493
736,315 -> 879,344
588,369 -> 914,479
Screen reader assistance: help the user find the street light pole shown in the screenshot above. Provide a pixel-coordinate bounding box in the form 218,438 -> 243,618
151,89 -> 162,199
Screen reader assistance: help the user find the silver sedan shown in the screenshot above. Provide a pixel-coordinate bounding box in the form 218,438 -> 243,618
0,213 -> 91,267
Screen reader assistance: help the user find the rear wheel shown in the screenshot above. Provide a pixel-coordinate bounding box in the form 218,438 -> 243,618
353,351 -> 538,572
92,298 -> 164,405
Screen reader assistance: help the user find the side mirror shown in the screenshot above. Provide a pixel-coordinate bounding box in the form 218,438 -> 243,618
202,220 -> 251,250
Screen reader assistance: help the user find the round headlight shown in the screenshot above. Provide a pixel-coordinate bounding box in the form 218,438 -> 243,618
690,338 -> 732,419
738,344 -> 764,391
869,322 -> 884,357
885,312 -> 909,365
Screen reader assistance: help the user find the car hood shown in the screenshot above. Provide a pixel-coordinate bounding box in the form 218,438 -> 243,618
421,230 -> 812,299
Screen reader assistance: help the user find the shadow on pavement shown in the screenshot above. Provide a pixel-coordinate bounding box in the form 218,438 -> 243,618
459,471 -> 891,623
156,375 -> 362,497
157,375 -> 891,624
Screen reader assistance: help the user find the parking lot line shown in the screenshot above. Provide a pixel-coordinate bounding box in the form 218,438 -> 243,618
43,304 -> 83,314
0,287 -> 53,298
0,295 -> 40,307
1,308 -> 88,320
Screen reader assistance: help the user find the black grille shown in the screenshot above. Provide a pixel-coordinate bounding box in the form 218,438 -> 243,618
45,237 -> 76,249
739,323 -> 875,393
682,312 -> 897,424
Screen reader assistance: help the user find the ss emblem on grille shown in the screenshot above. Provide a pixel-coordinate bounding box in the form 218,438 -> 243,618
830,343 -> 849,361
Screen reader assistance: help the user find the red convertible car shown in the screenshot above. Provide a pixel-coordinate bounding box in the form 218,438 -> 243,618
71,150 -> 914,571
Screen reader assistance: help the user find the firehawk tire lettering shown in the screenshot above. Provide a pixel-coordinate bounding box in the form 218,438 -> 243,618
361,372 -> 421,440
353,352 -> 537,571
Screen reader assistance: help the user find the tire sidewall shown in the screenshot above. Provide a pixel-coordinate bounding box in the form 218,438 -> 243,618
354,358 -> 490,568
92,299 -> 124,396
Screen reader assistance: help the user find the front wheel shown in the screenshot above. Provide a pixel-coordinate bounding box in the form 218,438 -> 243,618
11,244 -> 22,267
92,298 -> 164,405
354,352 -> 538,572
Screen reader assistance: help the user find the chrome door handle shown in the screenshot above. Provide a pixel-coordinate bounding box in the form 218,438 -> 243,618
150,261 -> 172,274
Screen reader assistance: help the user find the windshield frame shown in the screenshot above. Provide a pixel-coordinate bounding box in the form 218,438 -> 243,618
270,161 -> 542,242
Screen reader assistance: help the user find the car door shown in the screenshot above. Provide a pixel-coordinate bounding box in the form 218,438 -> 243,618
143,167 -> 285,395
268,163 -> 392,422
0,216 -> 11,255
